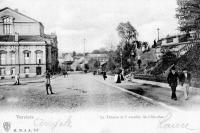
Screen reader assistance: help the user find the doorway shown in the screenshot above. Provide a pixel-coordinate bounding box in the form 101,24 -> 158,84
36,67 -> 41,75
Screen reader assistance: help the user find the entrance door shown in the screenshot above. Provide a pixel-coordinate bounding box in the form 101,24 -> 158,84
36,67 -> 41,75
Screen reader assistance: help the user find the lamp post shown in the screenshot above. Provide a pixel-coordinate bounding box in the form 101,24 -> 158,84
15,33 -> 24,84
131,49 -> 134,71
120,50 -> 123,69
83,38 -> 86,57
157,28 -> 160,41
15,32 -> 21,85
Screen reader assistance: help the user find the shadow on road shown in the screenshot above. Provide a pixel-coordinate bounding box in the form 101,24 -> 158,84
141,83 -> 161,88
127,87 -> 145,95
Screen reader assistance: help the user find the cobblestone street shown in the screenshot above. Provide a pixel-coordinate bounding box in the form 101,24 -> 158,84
0,72 -> 163,112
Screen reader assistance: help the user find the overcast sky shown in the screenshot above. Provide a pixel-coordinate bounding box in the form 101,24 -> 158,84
0,0 -> 179,53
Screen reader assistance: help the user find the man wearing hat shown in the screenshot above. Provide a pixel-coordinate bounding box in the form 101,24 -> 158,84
167,66 -> 179,100
45,71 -> 55,95
179,68 -> 192,100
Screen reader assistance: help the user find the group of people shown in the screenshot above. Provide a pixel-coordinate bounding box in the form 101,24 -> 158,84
13,71 -> 55,95
101,69 -> 125,83
13,66 -> 192,99
167,66 -> 191,100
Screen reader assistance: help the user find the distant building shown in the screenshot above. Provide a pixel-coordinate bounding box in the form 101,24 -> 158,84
0,7 -> 58,79
58,53 -> 73,71
87,54 -> 108,63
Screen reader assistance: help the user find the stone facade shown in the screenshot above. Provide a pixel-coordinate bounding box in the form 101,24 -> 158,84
0,7 -> 58,79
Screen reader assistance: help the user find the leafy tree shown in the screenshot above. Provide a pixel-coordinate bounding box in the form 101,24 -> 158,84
116,22 -> 138,69
101,49 -> 118,72
176,0 -> 200,32
117,21 -> 138,43
87,58 -> 100,71
94,60 -> 100,68
91,50 -> 100,54
135,41 -> 142,49
162,51 -> 177,65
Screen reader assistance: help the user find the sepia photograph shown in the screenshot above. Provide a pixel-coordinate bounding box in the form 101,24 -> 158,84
0,0 -> 200,132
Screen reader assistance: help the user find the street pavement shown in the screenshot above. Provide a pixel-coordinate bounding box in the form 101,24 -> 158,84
95,74 -> 200,111
0,72 -> 162,112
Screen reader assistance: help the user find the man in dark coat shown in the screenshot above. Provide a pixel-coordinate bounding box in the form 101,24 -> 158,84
102,71 -> 107,80
46,71 -> 54,95
167,66 -> 179,100
179,68 -> 192,100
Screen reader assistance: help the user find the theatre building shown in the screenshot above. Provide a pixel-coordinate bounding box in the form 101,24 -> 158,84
0,7 -> 58,79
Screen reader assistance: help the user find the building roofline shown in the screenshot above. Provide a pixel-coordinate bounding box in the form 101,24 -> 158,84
0,7 -> 43,24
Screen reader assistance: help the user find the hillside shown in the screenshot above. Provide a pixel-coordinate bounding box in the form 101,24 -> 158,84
150,51 -> 177,76
176,43 -> 200,78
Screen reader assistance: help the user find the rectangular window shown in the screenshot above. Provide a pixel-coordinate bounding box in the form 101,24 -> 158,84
25,53 -> 30,64
10,68 -> 15,75
3,24 -> 12,35
39,59 -> 41,64
0,54 -> 6,65
10,53 -> 15,64
166,38 -> 173,43
24,67 -> 30,74
36,52 -> 43,64
0,68 -> 5,76
3,17 -> 14,35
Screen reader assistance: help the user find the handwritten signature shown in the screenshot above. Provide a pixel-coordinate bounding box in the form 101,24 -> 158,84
33,116 -> 72,131
158,112 -> 200,131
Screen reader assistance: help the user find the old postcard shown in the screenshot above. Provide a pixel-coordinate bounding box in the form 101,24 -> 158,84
0,0 -> 200,133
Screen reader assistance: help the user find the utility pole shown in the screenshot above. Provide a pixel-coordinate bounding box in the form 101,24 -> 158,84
157,28 -> 160,41
83,38 -> 86,57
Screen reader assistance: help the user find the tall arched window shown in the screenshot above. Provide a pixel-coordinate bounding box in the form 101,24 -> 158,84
2,16 -> 14,35
23,50 -> 31,64
0,50 -> 7,65
35,50 -> 43,64
10,51 -> 16,65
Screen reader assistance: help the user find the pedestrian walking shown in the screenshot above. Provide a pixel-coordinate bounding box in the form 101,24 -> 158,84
14,74 -> 18,85
116,74 -> 121,83
121,69 -> 124,81
93,70 -> 96,75
14,74 -> 20,85
46,71 -> 54,95
167,66 -> 179,100
179,68 -> 192,100
102,71 -> 107,80
63,71 -> 67,78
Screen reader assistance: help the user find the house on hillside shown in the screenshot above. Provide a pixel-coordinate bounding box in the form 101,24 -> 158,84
155,31 -> 200,60
0,7 -> 58,79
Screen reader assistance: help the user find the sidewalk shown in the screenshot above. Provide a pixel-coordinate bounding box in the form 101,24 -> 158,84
92,74 -> 200,111
0,76 -> 45,86
0,74 -> 64,86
